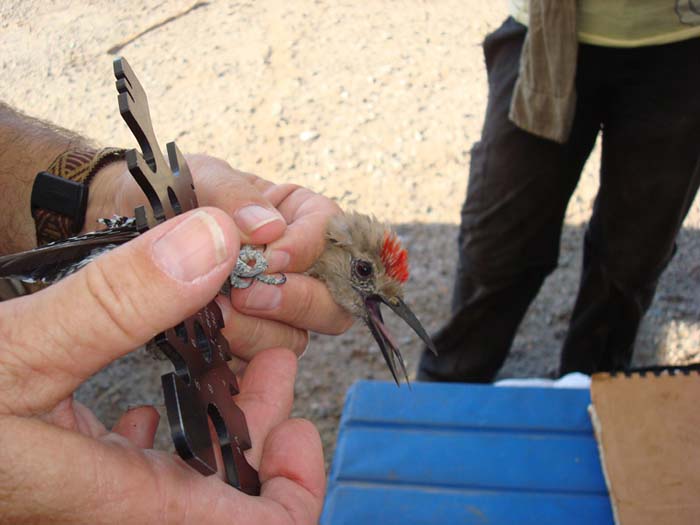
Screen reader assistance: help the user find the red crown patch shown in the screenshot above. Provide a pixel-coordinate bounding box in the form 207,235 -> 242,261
381,232 -> 409,283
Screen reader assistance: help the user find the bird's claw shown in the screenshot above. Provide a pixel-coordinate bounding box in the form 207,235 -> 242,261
229,245 -> 286,290
253,273 -> 287,286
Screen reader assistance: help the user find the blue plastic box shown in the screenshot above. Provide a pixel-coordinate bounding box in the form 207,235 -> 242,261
322,380 -> 613,524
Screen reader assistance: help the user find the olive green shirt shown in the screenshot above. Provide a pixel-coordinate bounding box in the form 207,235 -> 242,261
508,0 -> 700,143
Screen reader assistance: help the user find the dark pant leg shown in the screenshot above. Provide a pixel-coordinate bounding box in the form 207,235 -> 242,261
560,37 -> 700,374
417,18 -> 601,383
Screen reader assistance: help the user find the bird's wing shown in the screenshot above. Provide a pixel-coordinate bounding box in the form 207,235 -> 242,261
0,219 -> 140,284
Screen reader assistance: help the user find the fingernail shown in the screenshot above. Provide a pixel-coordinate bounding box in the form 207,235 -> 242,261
265,249 -> 290,272
298,341 -> 310,360
153,210 -> 230,282
234,205 -> 284,234
244,282 -> 282,310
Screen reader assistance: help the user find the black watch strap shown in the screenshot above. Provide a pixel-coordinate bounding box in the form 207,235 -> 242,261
31,147 -> 125,245
31,172 -> 89,232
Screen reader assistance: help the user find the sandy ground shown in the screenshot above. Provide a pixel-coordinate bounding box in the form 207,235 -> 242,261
3,1 -> 699,463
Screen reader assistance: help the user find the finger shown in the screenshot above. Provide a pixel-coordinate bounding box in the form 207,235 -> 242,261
230,274 -> 353,335
262,185 -> 342,273
0,415 -> 199,524
216,296 -> 309,359
112,406 -> 160,449
261,182 -> 301,206
178,418 -> 325,525
227,355 -> 248,378
233,347 -> 298,467
0,207 -> 239,416
39,398 -> 108,438
186,155 -> 286,245
258,419 -> 326,523
0,413 -> 324,524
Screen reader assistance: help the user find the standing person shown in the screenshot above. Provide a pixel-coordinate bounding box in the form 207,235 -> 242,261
417,0 -> 700,382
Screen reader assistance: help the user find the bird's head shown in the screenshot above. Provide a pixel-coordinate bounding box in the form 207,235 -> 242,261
310,212 -> 437,385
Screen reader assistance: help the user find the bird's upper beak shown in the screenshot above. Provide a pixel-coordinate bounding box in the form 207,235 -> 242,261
364,295 -> 437,386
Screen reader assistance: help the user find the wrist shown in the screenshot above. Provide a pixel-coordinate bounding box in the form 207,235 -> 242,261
30,147 -> 128,243
83,159 -> 129,232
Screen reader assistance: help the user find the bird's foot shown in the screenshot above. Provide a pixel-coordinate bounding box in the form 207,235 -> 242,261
229,245 -> 286,290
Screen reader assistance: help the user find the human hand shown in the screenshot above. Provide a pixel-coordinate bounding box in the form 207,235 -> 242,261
0,208 -> 325,524
86,154 -> 352,364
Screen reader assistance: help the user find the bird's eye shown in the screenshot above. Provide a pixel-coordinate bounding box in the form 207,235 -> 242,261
353,259 -> 374,280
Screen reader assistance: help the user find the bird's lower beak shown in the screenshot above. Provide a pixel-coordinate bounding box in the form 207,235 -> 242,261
364,295 -> 437,386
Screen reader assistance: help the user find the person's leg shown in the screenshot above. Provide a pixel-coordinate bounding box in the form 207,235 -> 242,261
418,18 -> 601,382
560,37 -> 700,374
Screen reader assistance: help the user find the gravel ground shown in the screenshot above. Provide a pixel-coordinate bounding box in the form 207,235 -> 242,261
3,0 -> 699,465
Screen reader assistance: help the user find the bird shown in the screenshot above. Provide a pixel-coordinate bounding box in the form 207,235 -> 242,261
310,211 -> 437,385
0,216 -> 285,289
0,211 -> 435,385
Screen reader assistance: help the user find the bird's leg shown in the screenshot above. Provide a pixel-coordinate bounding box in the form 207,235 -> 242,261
96,215 -> 136,228
229,245 -> 286,290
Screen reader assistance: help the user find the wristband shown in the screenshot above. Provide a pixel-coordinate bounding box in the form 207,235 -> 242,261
31,147 -> 125,245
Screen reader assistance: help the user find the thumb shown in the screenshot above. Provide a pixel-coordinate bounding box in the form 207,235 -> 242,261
0,207 -> 239,416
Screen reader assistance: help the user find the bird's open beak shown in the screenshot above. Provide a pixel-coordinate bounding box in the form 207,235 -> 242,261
364,295 -> 437,386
